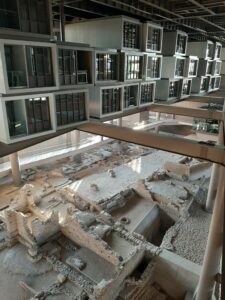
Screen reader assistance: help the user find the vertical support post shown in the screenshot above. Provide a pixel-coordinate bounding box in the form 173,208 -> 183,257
60,0 -> 65,42
75,130 -> 80,149
66,131 -> 72,148
222,192 -> 225,300
155,126 -> 160,134
9,152 -> 21,186
206,123 -> 224,212
118,117 -> 122,127
156,112 -> 161,121
195,166 -> 225,300
70,130 -> 81,163
206,165 -> 221,212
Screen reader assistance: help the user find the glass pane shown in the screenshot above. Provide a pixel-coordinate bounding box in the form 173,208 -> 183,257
169,81 -> 178,98
25,97 -> 51,134
6,100 -> 27,137
123,22 -> 139,49
56,93 -> 86,125
176,34 -> 186,54
141,84 -> 154,104
175,59 -> 185,76
147,28 -> 161,51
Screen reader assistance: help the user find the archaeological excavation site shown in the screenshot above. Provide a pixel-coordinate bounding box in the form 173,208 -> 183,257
0,1 -> 225,299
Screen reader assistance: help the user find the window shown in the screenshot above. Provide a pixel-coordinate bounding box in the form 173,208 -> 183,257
27,46 -> 53,87
123,22 -> 139,49
25,97 -> 51,134
169,81 -> 178,98
76,50 -> 90,84
126,55 -> 142,80
175,58 -> 185,77
102,88 -> 121,114
215,61 -> 221,75
182,80 -> 191,95
96,53 -> 118,81
209,77 -> 215,90
0,0 -> 19,29
56,93 -> 87,126
6,100 -> 27,137
147,27 -> 161,51
124,85 -> 138,108
18,0 -> 49,34
206,43 -> 214,59
206,61 -> 213,75
215,45 -> 221,59
140,84 -> 154,104
147,56 -> 160,79
200,77 -> 207,91
5,45 -> 27,88
58,49 -> 77,85
215,77 -> 220,89
189,59 -> 198,76
176,34 -> 187,54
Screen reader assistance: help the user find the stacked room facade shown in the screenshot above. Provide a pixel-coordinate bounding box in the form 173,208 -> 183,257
65,16 -> 163,119
155,30 -> 198,101
0,0 -> 89,144
188,40 -> 222,94
0,6 -> 222,144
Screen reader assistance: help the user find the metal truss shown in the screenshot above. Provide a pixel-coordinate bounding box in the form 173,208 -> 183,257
52,0 -> 225,43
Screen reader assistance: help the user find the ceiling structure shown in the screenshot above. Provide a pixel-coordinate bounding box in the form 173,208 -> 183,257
52,0 -> 225,44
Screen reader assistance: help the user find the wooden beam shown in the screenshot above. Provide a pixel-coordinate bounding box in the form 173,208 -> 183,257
149,103 -> 224,120
187,96 -> 224,105
77,122 -> 225,166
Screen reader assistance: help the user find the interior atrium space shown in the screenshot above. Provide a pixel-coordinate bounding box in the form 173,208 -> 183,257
1,1 -> 225,300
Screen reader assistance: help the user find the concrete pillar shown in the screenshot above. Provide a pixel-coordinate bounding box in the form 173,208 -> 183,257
66,131 -> 72,148
9,152 -> 21,186
195,166 -> 225,300
117,118 -> 123,148
74,130 -> 80,148
206,123 -> 224,212
156,112 -> 161,121
205,164 -> 221,212
70,130 -> 81,163
155,125 -> 159,134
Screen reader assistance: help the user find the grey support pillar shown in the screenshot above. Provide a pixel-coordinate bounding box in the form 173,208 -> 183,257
9,152 -> 21,186
70,130 -> 81,163
156,112 -> 161,121
195,167 -> 225,300
75,130 -> 80,148
66,131 -> 72,148
206,123 -> 224,212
